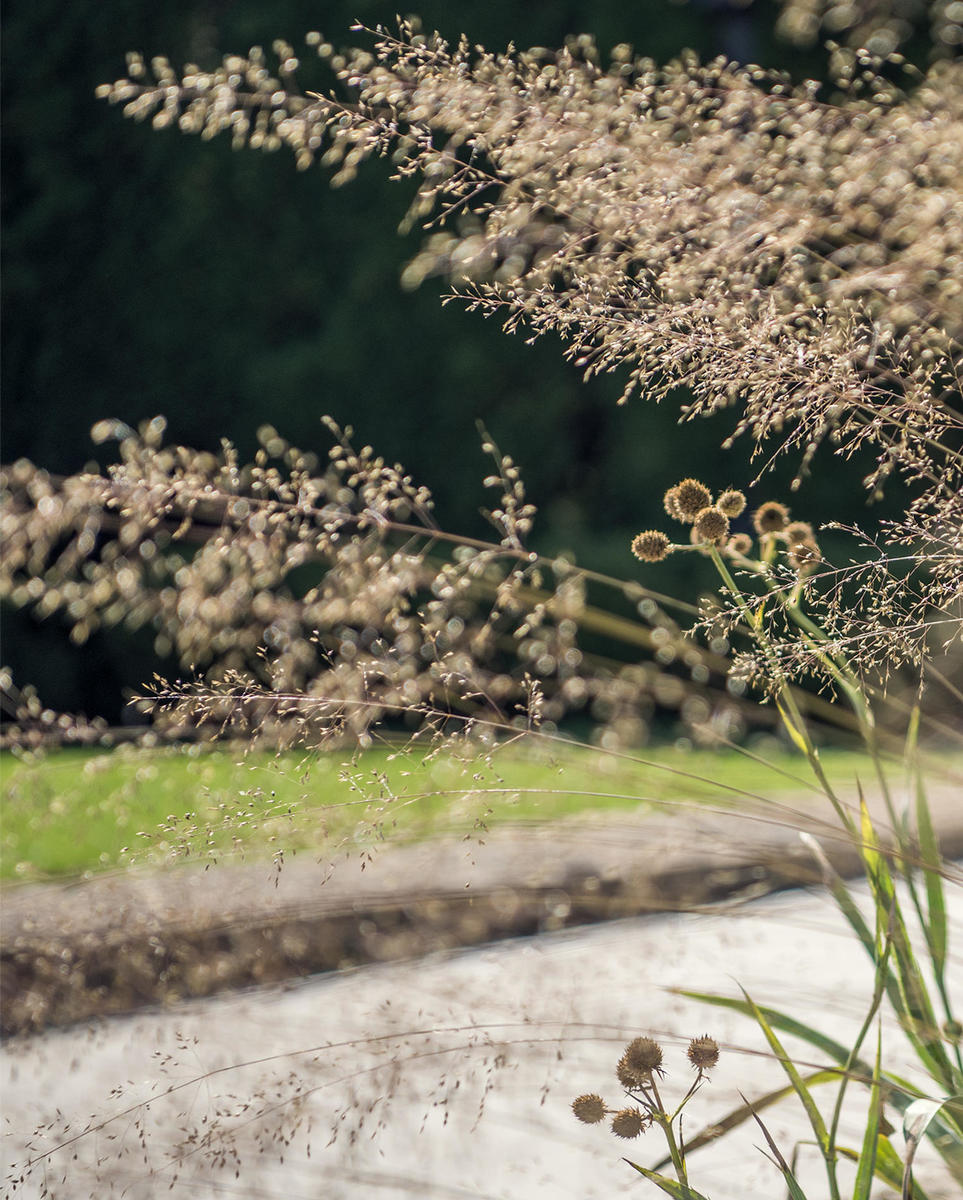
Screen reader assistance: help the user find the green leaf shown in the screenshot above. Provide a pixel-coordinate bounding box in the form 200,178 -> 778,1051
676,989 -> 938,1124
623,1160 -> 711,1199
775,693 -> 812,757
852,1026 -> 882,1200
858,783 -> 881,884
738,986 -> 830,1154
839,1137 -> 931,1199
915,775 -> 947,979
650,1071 -> 839,1171
903,1095 -> 963,1195
742,1097 -> 810,1200
677,988 -> 853,1064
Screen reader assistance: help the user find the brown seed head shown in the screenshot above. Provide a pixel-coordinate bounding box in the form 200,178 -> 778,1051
631,530 -> 672,563
716,489 -> 747,518
619,1036 -> 664,1086
692,506 -> 730,545
789,538 -> 821,571
572,1094 -> 607,1124
753,501 -> 790,534
611,1107 -> 647,1139
674,478 -> 713,521
663,486 -> 683,521
784,521 -> 815,546
726,532 -> 754,557
687,1035 -> 720,1071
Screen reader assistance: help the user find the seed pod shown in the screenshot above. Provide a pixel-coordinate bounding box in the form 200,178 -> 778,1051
717,489 -> 747,518
687,1035 -> 720,1071
674,478 -> 713,521
753,501 -> 790,534
572,1094 -> 607,1124
631,530 -> 671,563
693,506 -> 729,545
611,1108 -> 647,1139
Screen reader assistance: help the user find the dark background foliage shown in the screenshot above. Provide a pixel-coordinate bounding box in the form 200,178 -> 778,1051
1,0 -> 897,720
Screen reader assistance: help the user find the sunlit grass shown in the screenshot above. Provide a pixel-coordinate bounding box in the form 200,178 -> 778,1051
0,738 -> 887,882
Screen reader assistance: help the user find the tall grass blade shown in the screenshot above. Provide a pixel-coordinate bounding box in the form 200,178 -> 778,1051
623,1160 -> 711,1199
838,1138 -> 931,1199
851,1026 -> 882,1200
915,775 -> 947,982
741,1095 -> 810,1200
737,987 -> 831,1159
650,1071 -> 840,1171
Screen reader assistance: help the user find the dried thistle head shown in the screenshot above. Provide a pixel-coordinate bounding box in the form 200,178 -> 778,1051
783,520 -> 815,546
663,486 -> 684,521
788,538 -> 822,572
726,532 -> 754,558
572,1094 -> 607,1124
618,1036 -> 664,1087
752,501 -> 790,535
673,479 -> 713,523
687,1035 -> 720,1072
610,1107 -> 648,1139
692,506 -> 730,546
716,489 -> 747,519
631,530 -> 672,563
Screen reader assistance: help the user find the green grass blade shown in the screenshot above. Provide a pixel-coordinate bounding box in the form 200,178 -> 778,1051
650,1071 -> 840,1171
677,988 -> 857,1065
852,1026 -> 882,1200
838,1138 -> 931,1199
915,775 -> 947,980
678,989 -> 952,1130
623,1161 -> 711,1199
799,833 -> 876,959
738,986 -> 830,1154
742,1096 -> 810,1200
802,829 -> 956,1089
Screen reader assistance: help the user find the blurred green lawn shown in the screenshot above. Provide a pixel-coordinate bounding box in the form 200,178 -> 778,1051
0,740 -> 888,881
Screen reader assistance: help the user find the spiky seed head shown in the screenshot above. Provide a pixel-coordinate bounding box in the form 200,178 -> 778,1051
572,1094 -> 607,1124
618,1036 -> 663,1087
687,1035 -> 720,1071
716,489 -> 747,518
611,1107 -> 647,1139
784,521 -> 815,546
726,532 -> 754,557
753,501 -> 790,534
692,506 -> 730,545
631,530 -> 671,563
663,486 -> 684,520
674,478 -> 713,521
789,538 -> 821,571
